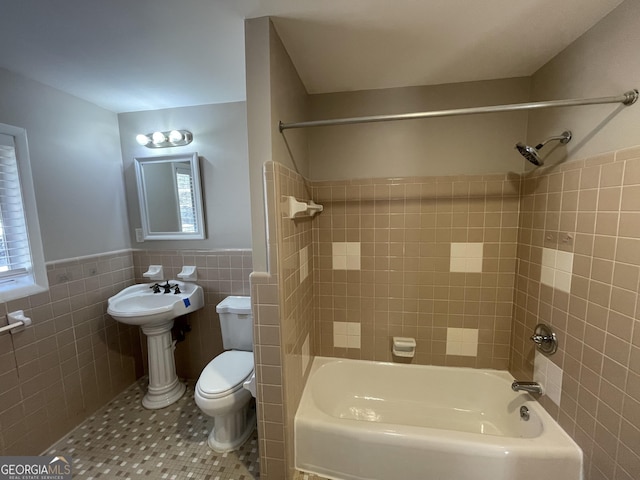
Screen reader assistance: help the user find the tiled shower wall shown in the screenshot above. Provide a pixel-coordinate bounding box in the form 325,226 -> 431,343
252,162 -> 315,479
254,163 -> 524,478
0,250 -> 141,455
311,174 -> 520,368
257,150 -> 640,480
511,146 -> 640,480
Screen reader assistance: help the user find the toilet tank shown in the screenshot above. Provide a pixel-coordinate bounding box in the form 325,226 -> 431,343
216,296 -> 253,351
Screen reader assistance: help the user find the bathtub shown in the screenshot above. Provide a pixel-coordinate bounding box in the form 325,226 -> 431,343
295,357 -> 582,480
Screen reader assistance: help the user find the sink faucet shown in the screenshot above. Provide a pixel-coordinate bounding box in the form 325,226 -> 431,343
511,381 -> 543,395
161,281 -> 177,294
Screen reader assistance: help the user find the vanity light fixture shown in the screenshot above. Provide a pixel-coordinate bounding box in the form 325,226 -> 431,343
136,130 -> 193,148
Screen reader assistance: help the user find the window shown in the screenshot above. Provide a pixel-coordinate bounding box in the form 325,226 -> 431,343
174,165 -> 197,233
0,124 -> 47,301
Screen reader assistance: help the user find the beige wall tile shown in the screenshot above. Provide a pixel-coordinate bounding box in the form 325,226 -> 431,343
1,251 -> 142,455
512,148 -> 640,480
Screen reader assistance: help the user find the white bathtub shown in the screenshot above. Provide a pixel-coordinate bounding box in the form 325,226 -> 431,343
295,357 -> 582,480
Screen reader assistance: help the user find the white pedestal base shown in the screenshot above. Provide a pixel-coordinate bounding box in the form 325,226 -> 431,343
140,319 -> 185,409
208,408 -> 256,453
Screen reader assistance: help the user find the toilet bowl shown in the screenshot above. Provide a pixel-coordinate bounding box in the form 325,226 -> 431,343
195,296 -> 256,452
195,350 -> 255,452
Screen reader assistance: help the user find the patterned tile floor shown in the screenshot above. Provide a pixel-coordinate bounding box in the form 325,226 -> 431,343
293,472 -> 329,480
46,378 -> 259,479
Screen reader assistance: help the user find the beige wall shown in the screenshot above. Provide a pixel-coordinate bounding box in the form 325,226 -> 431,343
308,78 -> 531,180
0,248 -> 253,456
131,249 -> 253,380
311,174 -> 519,368
527,0 -> 640,167
0,251 -> 142,455
251,162 -> 315,480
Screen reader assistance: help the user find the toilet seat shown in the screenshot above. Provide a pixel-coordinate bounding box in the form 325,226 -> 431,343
197,351 -> 254,399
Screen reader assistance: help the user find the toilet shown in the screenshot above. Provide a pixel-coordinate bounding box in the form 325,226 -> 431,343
195,296 -> 256,452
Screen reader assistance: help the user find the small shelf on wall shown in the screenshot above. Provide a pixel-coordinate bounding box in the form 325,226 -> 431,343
283,196 -> 323,219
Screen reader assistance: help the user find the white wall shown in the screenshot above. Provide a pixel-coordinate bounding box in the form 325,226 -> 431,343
0,68 -> 130,261
528,0 -> 640,166
245,17 -> 309,272
118,102 -> 252,250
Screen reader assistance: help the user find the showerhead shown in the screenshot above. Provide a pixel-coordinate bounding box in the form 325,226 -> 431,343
515,142 -> 543,166
515,130 -> 572,166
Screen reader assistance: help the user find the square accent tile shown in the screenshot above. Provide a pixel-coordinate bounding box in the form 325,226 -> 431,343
533,351 -> 563,406
541,247 -> 573,293
446,327 -> 479,356
333,321 -> 361,348
333,242 -> 361,270
450,242 -> 484,273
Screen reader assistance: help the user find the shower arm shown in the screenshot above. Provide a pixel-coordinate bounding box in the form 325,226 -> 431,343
534,132 -> 572,150
279,89 -> 638,132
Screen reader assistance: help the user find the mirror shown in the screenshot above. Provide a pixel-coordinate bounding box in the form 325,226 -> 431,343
134,152 -> 205,240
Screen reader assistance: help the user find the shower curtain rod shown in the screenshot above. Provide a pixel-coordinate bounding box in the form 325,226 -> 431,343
278,89 -> 638,132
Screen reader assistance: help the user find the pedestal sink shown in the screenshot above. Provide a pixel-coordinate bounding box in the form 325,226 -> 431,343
107,281 -> 204,409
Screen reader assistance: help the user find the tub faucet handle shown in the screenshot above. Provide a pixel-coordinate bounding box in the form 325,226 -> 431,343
529,323 -> 558,355
531,333 -> 553,343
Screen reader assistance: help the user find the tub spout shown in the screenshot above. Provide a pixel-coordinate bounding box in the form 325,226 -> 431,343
511,381 -> 543,395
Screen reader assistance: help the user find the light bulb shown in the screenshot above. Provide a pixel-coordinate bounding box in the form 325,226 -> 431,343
135,134 -> 151,146
168,130 -> 184,143
151,131 -> 166,145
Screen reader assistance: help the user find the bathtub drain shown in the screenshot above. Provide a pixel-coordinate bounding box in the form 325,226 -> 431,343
519,406 -> 530,421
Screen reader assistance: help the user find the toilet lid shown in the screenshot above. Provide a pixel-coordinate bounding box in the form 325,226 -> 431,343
198,351 -> 254,397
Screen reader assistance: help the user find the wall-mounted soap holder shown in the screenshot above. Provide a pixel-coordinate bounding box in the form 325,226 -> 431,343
177,266 -> 197,281
143,265 -> 164,281
530,323 -> 558,355
392,337 -> 416,358
283,196 -> 323,219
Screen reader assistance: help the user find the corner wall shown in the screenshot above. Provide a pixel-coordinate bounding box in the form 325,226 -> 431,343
527,0 -> 640,167
245,17 -> 311,480
511,2 -> 640,478
511,146 -> 640,480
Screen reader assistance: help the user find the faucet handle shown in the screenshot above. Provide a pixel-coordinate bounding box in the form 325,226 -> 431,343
531,333 -> 553,343
530,323 -> 558,355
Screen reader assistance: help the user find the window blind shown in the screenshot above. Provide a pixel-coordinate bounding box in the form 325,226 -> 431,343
0,145 -> 32,280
